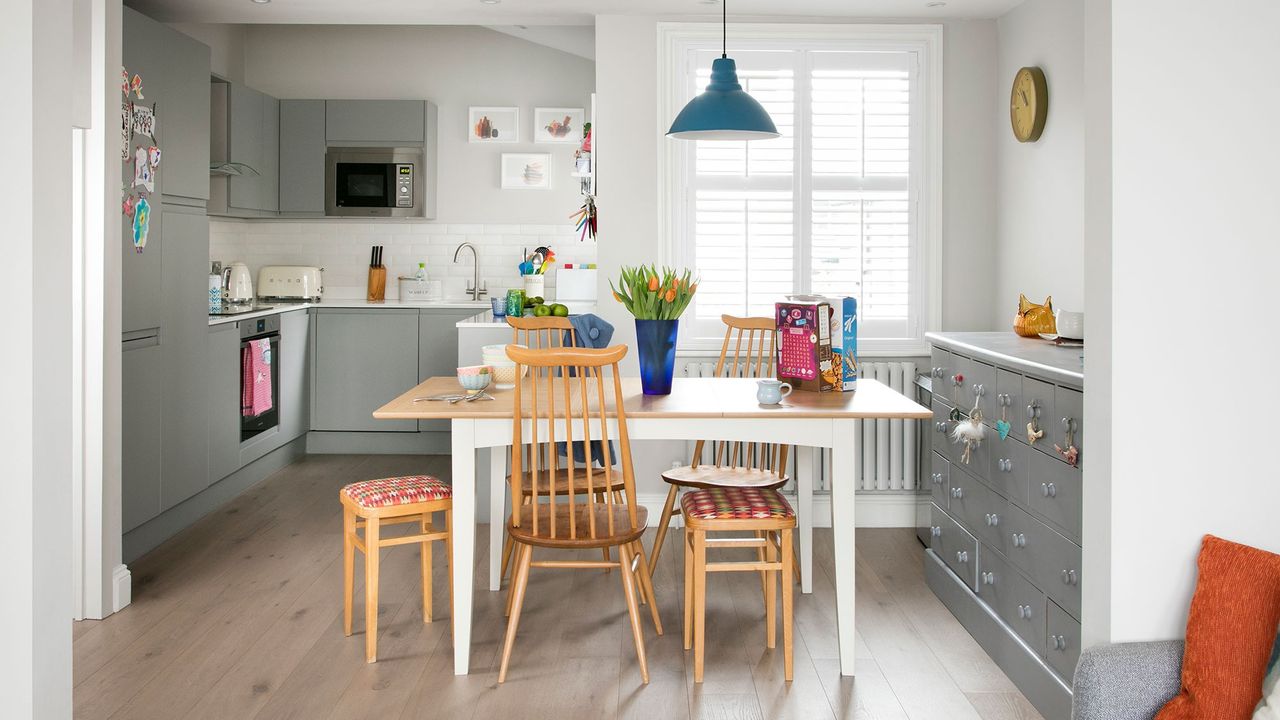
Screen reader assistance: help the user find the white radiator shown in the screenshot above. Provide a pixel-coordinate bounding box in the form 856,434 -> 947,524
679,358 -> 920,493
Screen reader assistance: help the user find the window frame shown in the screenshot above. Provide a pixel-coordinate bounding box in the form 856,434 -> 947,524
657,23 -> 943,356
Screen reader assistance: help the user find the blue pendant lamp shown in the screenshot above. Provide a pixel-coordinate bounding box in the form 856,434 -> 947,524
667,0 -> 779,141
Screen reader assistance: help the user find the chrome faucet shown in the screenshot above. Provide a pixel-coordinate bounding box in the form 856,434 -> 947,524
452,242 -> 487,301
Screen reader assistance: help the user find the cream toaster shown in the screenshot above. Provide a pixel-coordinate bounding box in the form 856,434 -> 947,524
257,265 -> 324,302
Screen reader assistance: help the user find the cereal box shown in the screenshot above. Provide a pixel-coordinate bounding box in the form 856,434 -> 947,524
775,300 -> 835,392
781,295 -> 858,391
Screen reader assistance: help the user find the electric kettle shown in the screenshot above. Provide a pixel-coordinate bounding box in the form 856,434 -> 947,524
222,262 -> 254,303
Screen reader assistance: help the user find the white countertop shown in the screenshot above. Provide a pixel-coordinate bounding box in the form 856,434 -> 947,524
456,303 -> 598,329
208,298 -> 491,326
925,331 -> 1084,388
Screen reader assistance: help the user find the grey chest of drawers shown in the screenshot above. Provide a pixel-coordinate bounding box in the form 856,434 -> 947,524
923,332 -> 1084,720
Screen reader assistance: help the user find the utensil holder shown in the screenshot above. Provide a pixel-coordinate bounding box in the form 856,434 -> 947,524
367,266 -> 387,302
523,274 -> 545,299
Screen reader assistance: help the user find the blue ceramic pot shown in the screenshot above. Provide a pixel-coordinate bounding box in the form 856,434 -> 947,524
635,319 -> 679,395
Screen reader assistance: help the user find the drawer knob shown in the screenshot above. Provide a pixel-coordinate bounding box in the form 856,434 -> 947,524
951,487 -> 963,499
1048,482 -> 1057,498
931,526 -> 941,538
1042,482 -> 1058,498
1017,604 -> 1032,620
981,571 -> 994,585
1061,569 -> 1078,586
956,550 -> 969,563
1011,532 -> 1026,548
973,383 -> 985,397
1061,417 -> 1077,432
932,473 -> 943,485
953,373 -> 964,387
1026,401 -> 1040,419
1050,634 -> 1067,651
985,513 -> 1000,527
999,458 -> 1011,472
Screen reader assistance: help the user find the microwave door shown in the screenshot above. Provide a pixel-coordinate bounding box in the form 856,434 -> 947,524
335,162 -> 392,208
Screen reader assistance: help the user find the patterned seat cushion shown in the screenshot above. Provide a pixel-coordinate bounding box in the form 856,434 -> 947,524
681,487 -> 794,521
342,475 -> 452,509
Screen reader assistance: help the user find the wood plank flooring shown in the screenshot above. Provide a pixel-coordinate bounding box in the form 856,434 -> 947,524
73,454 -> 1042,720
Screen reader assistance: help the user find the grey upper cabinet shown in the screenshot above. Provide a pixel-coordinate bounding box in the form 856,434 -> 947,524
160,209 -> 212,511
326,100 -> 426,145
311,309 -> 419,432
278,309 -> 310,441
122,337 -> 162,532
207,323 -> 241,484
227,83 -> 280,213
279,100 -> 326,214
157,24 -> 210,202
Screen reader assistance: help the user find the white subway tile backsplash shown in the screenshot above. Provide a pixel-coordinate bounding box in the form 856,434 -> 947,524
210,220 -> 596,300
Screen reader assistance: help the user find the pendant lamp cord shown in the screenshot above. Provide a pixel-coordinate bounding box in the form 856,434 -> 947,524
722,0 -> 727,58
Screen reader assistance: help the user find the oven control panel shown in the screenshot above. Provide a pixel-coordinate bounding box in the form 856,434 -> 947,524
395,164 -> 414,208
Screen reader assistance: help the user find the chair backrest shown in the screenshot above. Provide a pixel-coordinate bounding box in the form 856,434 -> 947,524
506,344 -> 639,541
693,314 -> 789,476
507,315 -> 576,350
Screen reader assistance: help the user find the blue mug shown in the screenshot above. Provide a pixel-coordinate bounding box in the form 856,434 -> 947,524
756,378 -> 793,405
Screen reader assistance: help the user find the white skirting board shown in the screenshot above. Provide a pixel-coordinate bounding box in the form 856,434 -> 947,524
635,491 -> 928,529
111,564 -> 131,613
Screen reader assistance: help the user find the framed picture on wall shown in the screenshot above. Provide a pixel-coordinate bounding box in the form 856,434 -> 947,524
468,106 -> 519,143
500,153 -> 551,189
533,107 -> 585,144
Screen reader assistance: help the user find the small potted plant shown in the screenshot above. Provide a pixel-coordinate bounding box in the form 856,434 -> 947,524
610,265 -> 698,395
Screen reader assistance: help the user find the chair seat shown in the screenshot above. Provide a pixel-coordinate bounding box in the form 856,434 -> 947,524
512,467 -> 628,497
341,475 -> 452,510
508,503 -> 648,549
661,464 -> 788,490
681,487 -> 795,522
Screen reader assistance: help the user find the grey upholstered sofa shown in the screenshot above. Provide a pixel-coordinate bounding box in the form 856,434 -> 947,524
1071,641 -> 1184,720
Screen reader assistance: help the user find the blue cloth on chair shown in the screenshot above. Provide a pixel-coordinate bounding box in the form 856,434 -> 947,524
559,313 -> 616,465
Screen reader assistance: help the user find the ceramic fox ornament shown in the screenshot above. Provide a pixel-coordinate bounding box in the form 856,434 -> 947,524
1013,294 -> 1056,337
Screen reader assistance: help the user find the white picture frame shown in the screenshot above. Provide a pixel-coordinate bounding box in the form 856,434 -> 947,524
468,106 -> 519,143
500,153 -> 551,190
533,107 -> 585,144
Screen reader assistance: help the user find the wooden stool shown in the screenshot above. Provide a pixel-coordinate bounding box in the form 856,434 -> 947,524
682,486 -> 796,683
340,474 -> 454,663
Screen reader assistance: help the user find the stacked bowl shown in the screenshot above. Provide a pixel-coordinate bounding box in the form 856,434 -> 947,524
482,344 -> 525,389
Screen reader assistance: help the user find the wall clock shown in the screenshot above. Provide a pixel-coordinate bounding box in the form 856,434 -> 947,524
1010,66 -> 1048,143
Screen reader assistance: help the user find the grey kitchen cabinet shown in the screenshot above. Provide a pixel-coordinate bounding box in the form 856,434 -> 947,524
417,309 -> 480,432
227,83 -> 280,213
160,209 -> 212,511
311,309 -> 419,432
207,323 -> 241,484
121,9 -> 166,335
279,100 -> 326,213
157,22 -> 210,201
122,336 -> 162,532
278,309 -> 310,441
326,100 -> 425,145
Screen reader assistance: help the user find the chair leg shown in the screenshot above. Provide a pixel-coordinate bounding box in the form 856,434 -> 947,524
755,530 -> 768,606
500,495 -> 529,583
631,541 -> 663,636
648,484 -> 680,577
781,528 -> 794,682
498,543 -> 533,683
693,529 -> 707,683
343,508 -> 355,637
421,513 -> 433,623
683,530 -> 693,651
764,531 -> 777,649
602,546 -> 612,573
792,536 -> 802,584
617,544 -> 650,684
364,517 -> 381,663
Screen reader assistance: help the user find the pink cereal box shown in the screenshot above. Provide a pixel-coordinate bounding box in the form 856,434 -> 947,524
775,300 -> 835,392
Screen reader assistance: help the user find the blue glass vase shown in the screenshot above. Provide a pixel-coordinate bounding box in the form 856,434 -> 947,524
635,319 -> 679,395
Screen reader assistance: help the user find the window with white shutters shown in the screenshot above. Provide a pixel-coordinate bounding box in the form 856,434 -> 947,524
666,33 -> 936,353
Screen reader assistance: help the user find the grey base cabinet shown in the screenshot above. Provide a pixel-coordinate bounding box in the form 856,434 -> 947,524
925,332 -> 1084,720
207,323 -> 241,484
418,308 -> 482,432
122,337 -> 163,532
278,309 -> 310,440
311,309 -> 420,432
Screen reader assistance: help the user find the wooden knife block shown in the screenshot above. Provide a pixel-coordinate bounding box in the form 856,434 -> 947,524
367,266 -> 386,302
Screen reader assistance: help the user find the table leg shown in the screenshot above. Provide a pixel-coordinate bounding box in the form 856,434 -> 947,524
830,419 -> 857,677
488,445 -> 506,592
450,419 -> 476,675
796,447 -> 815,594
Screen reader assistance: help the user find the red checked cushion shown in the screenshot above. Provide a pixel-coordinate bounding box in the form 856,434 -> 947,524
1156,535 -> 1280,720
342,475 -> 452,509
681,487 -> 794,520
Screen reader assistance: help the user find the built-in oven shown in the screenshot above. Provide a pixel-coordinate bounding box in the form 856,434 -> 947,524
240,314 -> 280,442
325,147 -> 423,217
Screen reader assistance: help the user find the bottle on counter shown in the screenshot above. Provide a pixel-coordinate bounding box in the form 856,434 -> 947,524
415,262 -> 427,281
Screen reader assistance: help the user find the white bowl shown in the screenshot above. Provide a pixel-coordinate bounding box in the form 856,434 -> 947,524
488,361 -> 524,389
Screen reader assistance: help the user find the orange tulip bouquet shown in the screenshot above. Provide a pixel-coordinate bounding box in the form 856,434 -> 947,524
610,265 -> 699,394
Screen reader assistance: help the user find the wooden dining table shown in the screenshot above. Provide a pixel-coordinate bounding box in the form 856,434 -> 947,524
373,375 -> 931,676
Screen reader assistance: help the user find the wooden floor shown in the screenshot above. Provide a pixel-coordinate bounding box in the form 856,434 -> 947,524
73,454 -> 1043,720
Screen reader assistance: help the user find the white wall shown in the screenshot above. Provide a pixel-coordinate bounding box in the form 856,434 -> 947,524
993,0 -> 1085,326
1,0 -> 75,715
1101,0 -> 1280,642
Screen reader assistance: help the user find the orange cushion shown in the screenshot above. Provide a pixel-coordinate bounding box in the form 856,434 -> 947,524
342,475 -> 452,509
681,487 -> 794,521
1156,535 -> 1280,720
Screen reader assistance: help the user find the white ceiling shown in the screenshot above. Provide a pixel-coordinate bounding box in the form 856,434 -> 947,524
126,0 -> 1025,25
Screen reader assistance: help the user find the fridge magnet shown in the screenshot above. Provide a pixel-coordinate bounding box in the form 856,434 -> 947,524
133,146 -> 154,193
130,73 -> 144,100
121,67 -> 130,95
148,145 -> 161,169
1026,421 -> 1044,445
501,153 -> 551,189
533,107 -> 585,144
951,408 -> 985,465
468,106 -> 518,143
122,194 -> 136,218
131,104 -> 155,138
132,196 -> 151,253
120,100 -> 132,159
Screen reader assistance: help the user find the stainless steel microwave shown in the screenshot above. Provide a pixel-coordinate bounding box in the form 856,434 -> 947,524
325,147 -> 424,217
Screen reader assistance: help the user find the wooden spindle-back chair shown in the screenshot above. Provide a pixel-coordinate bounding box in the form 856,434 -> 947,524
498,344 -> 662,684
